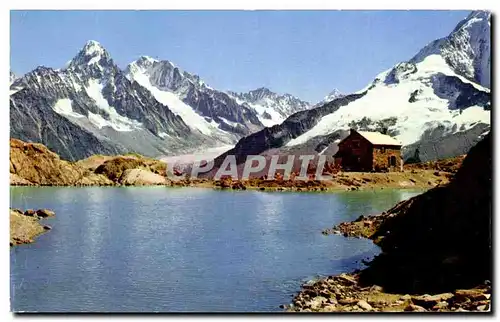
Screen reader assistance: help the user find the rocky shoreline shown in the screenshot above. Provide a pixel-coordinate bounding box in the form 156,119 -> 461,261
285,273 -> 491,312
321,198 -> 413,239
286,134 -> 492,313
11,138 -> 457,191
10,208 -> 55,246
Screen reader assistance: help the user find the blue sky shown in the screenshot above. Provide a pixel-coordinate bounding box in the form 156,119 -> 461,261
10,10 -> 470,103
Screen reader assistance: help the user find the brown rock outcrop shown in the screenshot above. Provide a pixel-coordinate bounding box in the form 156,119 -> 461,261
10,139 -> 168,186
10,208 -> 55,246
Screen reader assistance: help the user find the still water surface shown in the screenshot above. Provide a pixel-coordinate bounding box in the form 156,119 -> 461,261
10,187 -> 422,312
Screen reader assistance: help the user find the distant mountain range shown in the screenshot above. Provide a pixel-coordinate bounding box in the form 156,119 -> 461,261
10,11 -> 490,164
228,87 -> 311,127
213,10 -> 491,167
10,42 -> 315,161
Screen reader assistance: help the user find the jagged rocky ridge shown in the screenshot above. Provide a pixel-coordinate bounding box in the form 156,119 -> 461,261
213,10 -> 491,165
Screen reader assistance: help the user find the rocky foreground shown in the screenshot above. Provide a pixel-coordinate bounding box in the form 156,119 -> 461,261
10,138 -> 168,186
287,133 -> 492,313
10,208 -> 55,246
286,273 -> 490,312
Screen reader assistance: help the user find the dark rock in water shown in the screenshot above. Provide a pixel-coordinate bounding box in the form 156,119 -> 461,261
43,225 -> 52,230
231,181 -> 247,190
24,209 -> 36,217
36,209 -> 55,218
355,215 -> 366,222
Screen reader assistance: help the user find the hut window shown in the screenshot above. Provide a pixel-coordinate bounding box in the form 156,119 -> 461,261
381,147 -> 386,153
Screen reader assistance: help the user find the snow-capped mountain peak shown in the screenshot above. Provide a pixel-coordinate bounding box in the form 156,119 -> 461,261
228,87 -> 311,127
66,40 -> 114,73
314,88 -> 345,107
217,10 -> 490,168
83,40 -> 106,55
323,88 -> 343,100
139,55 -> 159,64
410,10 -> 491,88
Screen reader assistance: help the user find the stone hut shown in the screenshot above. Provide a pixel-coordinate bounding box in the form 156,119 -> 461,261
333,129 -> 403,172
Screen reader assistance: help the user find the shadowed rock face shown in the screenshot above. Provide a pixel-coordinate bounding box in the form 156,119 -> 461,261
358,133 -> 492,294
431,73 -> 491,110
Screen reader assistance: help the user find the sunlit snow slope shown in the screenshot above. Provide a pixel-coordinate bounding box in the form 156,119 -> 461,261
287,54 -> 490,148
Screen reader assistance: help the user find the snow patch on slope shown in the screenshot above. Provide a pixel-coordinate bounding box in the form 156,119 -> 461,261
229,95 -> 282,126
53,99 -> 85,118
10,88 -> 23,95
245,101 -> 286,127
85,80 -> 142,131
127,62 -> 232,137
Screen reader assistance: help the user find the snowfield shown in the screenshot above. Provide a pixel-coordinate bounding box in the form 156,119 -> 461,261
287,54 -> 490,148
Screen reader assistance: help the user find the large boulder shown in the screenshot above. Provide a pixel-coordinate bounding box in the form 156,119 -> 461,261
119,168 -> 167,186
94,155 -> 167,183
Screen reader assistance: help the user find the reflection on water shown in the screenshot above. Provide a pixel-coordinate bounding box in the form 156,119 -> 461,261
10,187 -> 423,312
